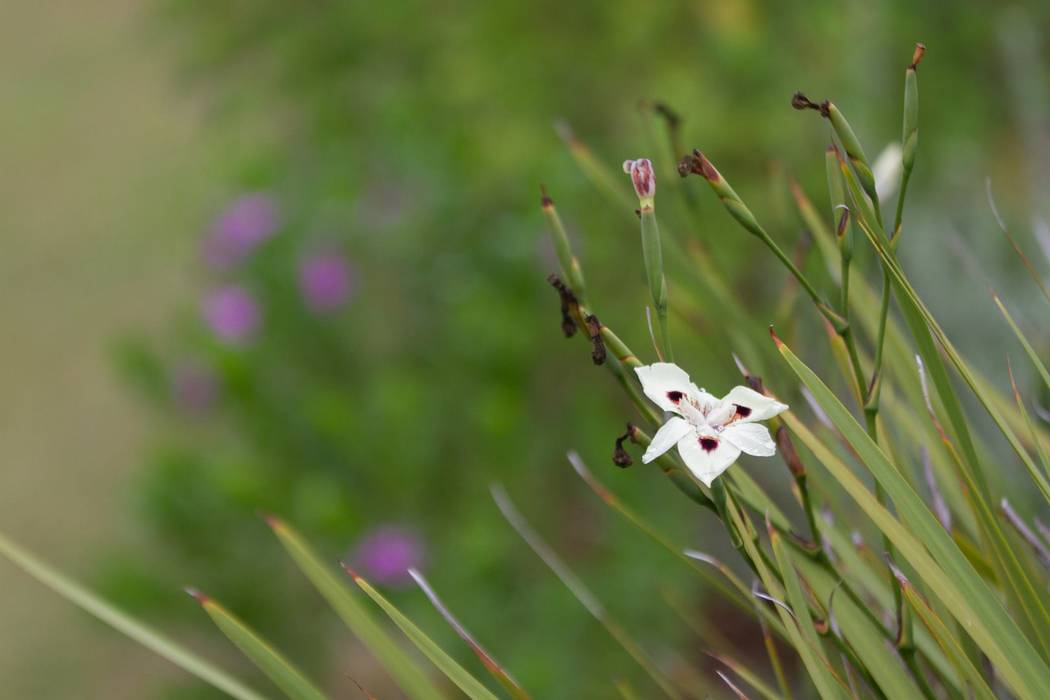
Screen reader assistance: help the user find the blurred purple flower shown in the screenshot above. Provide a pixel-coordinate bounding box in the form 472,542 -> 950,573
350,525 -> 424,587
202,285 -> 261,344
171,363 -> 219,415
202,193 -> 280,270
298,250 -> 355,313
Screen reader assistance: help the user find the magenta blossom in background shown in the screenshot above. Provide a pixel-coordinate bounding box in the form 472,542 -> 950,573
350,525 -> 425,587
202,285 -> 261,344
202,193 -> 280,270
298,250 -> 355,313
171,363 -> 219,415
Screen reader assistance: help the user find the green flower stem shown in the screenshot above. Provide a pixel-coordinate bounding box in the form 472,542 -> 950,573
682,151 -> 846,332
639,205 -> 673,360
541,191 -> 588,307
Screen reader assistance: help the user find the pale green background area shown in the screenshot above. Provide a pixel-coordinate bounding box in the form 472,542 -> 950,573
0,2 -> 214,695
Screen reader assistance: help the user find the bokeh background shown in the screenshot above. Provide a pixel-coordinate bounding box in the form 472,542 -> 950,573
2,1 -> 1048,697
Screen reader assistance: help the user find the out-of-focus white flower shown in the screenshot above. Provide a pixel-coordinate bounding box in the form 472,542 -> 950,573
872,142 -> 903,202
635,362 -> 788,486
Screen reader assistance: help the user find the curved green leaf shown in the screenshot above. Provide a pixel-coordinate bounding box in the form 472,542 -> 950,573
0,530 -> 267,700
346,568 -> 498,700
265,516 -> 442,700
775,337 -> 1050,700
189,590 -> 327,700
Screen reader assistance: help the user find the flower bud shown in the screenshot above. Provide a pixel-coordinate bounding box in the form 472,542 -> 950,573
622,158 -> 655,203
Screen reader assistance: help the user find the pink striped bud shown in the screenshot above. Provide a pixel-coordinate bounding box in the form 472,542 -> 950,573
622,158 -> 655,201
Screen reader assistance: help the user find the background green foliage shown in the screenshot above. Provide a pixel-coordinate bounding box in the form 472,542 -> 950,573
70,0 -> 1050,697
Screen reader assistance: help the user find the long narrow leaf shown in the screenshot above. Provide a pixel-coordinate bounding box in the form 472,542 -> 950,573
774,335 -> 1050,700
345,568 -> 499,700
764,522 -> 848,700
187,590 -> 327,700
491,483 -> 683,699
0,530 -> 267,700
265,516 -> 442,700
888,566 -> 997,700
409,569 -> 531,700
994,292 -> 1050,391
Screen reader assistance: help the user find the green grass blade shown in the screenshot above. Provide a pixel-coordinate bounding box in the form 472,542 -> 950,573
491,483 -> 683,699
766,524 -> 849,700
0,529 -> 267,700
265,516 -> 442,700
994,292 -> 1050,391
889,566 -> 996,700
345,568 -> 499,700
789,552 -> 924,700
706,652 -> 783,700
408,569 -> 531,700
722,495 -> 847,700
187,590 -> 327,700
1009,361 -> 1050,480
774,336 -> 1050,700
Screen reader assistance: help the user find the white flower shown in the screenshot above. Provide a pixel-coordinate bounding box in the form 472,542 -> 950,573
635,362 -> 788,487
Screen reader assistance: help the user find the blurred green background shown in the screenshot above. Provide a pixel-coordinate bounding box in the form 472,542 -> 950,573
2,0 -> 1047,697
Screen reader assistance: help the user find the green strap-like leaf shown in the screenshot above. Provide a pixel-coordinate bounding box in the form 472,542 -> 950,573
266,517 -> 442,700
791,552 -> 924,700
0,530 -> 267,700
348,570 -> 499,700
994,293 -> 1050,391
190,591 -> 327,700
892,571 -> 997,700
723,495 -> 847,700
775,338 -> 1050,700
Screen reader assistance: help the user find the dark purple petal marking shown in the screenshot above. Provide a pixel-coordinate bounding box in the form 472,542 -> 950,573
699,437 -> 719,452
734,404 -> 752,418
667,391 -> 684,403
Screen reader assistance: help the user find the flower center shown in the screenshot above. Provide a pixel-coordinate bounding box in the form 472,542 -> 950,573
699,437 -> 719,452
734,404 -> 751,419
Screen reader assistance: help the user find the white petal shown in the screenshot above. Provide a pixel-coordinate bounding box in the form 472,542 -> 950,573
873,142 -> 903,202
635,362 -> 694,414
723,422 -> 777,457
642,417 -> 693,463
676,432 -> 741,487
721,386 -> 788,423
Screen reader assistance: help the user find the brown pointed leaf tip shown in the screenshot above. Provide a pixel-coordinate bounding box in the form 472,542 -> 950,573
540,184 -> 553,209
910,43 -> 927,70
768,325 -> 784,348
339,561 -> 363,581
258,510 -> 286,532
184,587 -> 211,605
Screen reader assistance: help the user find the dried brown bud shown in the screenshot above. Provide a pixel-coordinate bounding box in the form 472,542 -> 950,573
613,430 -> 633,468
584,314 -> 606,365
745,372 -> 766,395
547,274 -> 579,338
835,206 -> 850,238
776,425 -> 805,478
677,149 -> 720,182
622,158 -> 655,200
791,91 -> 815,110
910,43 -> 927,70
649,101 -> 681,128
